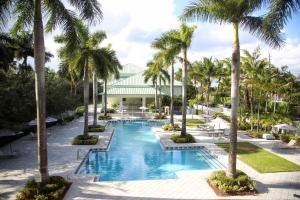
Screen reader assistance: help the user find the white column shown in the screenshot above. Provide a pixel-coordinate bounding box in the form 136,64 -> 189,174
142,97 -> 146,107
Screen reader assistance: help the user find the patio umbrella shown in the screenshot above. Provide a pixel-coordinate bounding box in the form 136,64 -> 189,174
273,124 -> 298,132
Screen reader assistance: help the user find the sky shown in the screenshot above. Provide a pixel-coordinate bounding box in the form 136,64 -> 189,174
43,0 -> 300,75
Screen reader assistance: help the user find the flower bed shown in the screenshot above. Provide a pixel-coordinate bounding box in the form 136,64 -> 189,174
98,115 -> 112,120
88,125 -> 105,132
171,133 -> 196,143
208,170 -> 256,196
72,135 -> 98,145
162,123 -> 181,131
16,176 -> 71,200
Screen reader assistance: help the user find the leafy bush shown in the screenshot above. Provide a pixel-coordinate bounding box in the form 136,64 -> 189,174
208,170 -> 256,194
101,108 -> 116,113
15,176 -> 69,200
75,106 -> 84,117
154,114 -> 167,119
171,134 -> 196,143
279,134 -> 293,143
294,136 -> 300,146
213,112 -> 231,122
247,130 -> 263,139
88,125 -> 105,132
98,115 -> 112,120
72,135 -> 98,145
238,121 -> 251,130
162,123 -> 181,131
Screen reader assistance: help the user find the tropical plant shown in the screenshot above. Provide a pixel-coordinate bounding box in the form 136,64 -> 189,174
0,0 -> 102,182
144,59 -> 170,114
152,34 -> 180,125
181,0 -> 283,178
55,20 -> 105,136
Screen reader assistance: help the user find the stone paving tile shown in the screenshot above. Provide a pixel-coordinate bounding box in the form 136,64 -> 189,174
1,114 -> 300,200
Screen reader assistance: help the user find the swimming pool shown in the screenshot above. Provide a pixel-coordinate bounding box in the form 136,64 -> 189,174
77,120 -> 224,181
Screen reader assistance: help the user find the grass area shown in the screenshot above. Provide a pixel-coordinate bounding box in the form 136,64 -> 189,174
186,119 -> 205,127
216,142 -> 300,173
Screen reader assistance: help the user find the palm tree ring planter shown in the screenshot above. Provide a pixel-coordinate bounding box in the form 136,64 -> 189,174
72,135 -> 98,145
88,125 -> 105,132
98,115 -> 112,120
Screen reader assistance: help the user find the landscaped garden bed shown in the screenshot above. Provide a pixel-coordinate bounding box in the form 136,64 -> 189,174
162,123 -> 181,131
98,115 -> 112,120
72,134 -> 98,145
88,124 -> 105,132
217,142 -> 300,173
16,176 -> 71,200
208,170 -> 256,196
186,119 -> 205,128
171,133 -> 196,143
154,114 -> 167,119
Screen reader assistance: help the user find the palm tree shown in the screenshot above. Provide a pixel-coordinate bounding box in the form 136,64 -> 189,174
144,60 -> 170,114
152,35 -> 180,126
155,24 -> 196,136
0,0 -> 102,182
93,46 -> 122,117
55,21 -> 106,136
181,0 -> 282,178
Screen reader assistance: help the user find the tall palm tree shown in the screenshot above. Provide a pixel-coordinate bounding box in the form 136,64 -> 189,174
181,0 -> 282,178
55,21 -> 106,136
155,24 -> 196,136
144,60 -> 170,114
93,46 -> 122,117
152,35 -> 180,125
0,0 -> 102,182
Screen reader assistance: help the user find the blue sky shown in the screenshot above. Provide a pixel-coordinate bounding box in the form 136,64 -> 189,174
44,0 -> 300,75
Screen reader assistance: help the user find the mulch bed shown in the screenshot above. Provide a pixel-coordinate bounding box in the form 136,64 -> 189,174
57,182 -> 72,200
207,180 -> 257,196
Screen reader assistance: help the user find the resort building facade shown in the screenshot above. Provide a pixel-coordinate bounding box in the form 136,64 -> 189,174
100,63 -> 182,110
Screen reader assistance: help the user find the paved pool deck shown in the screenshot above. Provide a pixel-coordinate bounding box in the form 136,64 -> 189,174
0,113 -> 300,200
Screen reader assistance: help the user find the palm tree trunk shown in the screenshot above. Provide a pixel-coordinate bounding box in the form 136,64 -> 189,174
206,80 -> 211,114
181,48 -> 187,137
83,63 -> 89,136
170,62 -> 174,126
155,82 -> 158,113
93,73 -> 98,126
104,78 -> 107,116
34,0 -> 49,183
227,22 -> 240,179
257,90 -> 261,132
159,78 -> 162,115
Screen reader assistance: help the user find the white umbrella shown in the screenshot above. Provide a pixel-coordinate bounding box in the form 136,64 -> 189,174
273,123 -> 298,132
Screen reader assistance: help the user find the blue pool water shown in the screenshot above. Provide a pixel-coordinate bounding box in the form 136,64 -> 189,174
77,120 -> 224,181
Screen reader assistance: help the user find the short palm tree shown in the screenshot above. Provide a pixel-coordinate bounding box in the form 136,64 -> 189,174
155,24 -> 196,136
144,60 -> 170,114
152,35 -> 180,125
93,46 -> 122,118
55,20 -> 106,136
181,0 -> 283,178
0,0 -> 102,182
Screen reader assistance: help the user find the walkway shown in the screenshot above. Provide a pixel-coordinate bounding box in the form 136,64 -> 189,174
0,112 -> 300,200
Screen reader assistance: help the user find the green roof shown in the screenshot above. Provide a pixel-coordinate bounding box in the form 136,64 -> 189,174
104,87 -> 166,95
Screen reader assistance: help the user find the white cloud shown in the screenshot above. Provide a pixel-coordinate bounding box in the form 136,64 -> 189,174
43,0 -> 299,75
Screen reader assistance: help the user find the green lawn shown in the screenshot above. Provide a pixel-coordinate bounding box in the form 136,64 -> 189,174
216,142 -> 300,173
186,119 -> 205,128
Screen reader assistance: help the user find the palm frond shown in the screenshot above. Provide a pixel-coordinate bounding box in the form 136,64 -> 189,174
68,0 -> 102,23
10,0 -> 34,34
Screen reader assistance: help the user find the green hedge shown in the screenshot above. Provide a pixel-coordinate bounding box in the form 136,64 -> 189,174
72,135 -> 98,145
16,176 -> 69,200
162,124 -> 181,131
154,114 -> 167,119
88,125 -> 105,132
171,133 -> 196,143
208,170 -> 256,194
98,115 -> 112,120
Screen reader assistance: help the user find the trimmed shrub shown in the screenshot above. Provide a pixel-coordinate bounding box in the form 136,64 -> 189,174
154,114 -> 167,119
213,112 -> 231,122
88,125 -> 105,132
98,115 -> 112,120
247,130 -> 263,139
72,135 -> 98,145
101,108 -> 116,113
208,170 -> 256,194
15,176 -> 69,200
279,134 -> 292,143
171,133 -> 196,143
75,106 -> 84,117
162,124 -> 181,131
